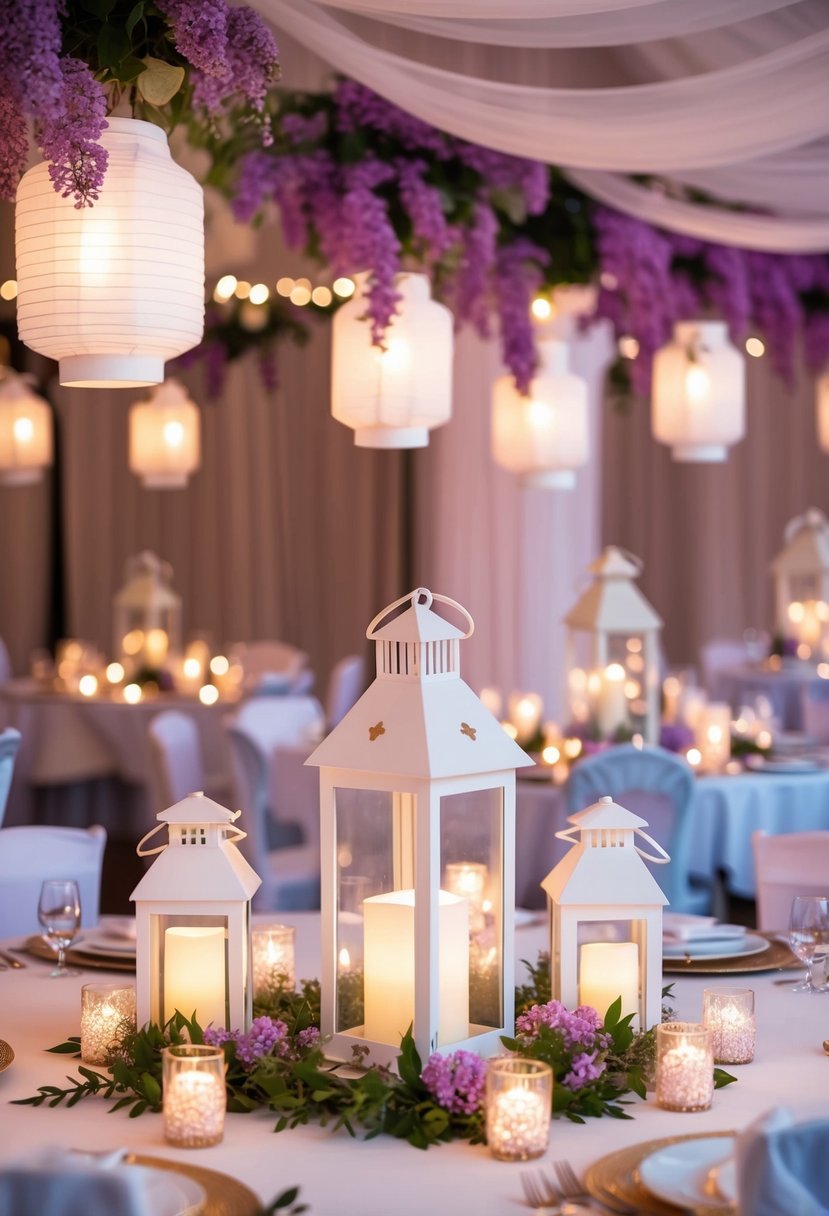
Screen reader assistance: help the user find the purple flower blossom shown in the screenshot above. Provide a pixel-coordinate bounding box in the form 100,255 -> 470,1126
563,1049 -> 604,1091
397,160 -> 454,262
452,201 -> 498,335
421,1050 -> 488,1115
494,239 -> 548,394
156,0 -> 230,79
234,1016 -> 289,1065
40,57 -> 108,207
515,1000 -> 607,1051
0,76 -> 29,201
296,1027 -> 321,1050
334,79 -> 448,156
203,1026 -> 237,1047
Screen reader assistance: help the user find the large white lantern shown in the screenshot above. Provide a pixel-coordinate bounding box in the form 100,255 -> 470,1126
542,796 -> 669,1031
307,587 -> 532,1067
491,340 -> 588,489
131,793 -> 261,1031
129,379 -> 200,489
652,321 -> 745,462
564,547 -> 663,745
0,368 -> 52,486
770,509 -> 829,656
113,551 -> 181,672
15,118 -> 204,388
331,273 -> 452,448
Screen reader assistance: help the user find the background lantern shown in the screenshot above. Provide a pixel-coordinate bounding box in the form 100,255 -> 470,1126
652,321 -> 745,462
541,796 -> 669,1031
113,551 -> 182,673
491,340 -> 589,489
563,547 -> 663,745
307,587 -> 532,1067
131,793 -> 261,1031
0,368 -> 52,486
331,273 -> 452,449
770,509 -> 829,658
129,379 -> 201,489
15,118 -> 204,388
816,372 -> 829,453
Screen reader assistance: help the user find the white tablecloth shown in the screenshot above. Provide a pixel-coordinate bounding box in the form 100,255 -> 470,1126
0,914 -> 824,1215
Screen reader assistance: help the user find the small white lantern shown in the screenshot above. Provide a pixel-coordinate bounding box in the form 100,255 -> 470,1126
0,368 -> 52,486
15,117 -> 204,388
542,796 -> 669,1031
113,551 -> 181,672
129,379 -> 200,489
491,340 -> 588,489
307,587 -> 532,1067
131,793 -> 261,1031
564,547 -> 663,745
652,321 -> 745,462
771,509 -> 829,655
331,273 -> 452,448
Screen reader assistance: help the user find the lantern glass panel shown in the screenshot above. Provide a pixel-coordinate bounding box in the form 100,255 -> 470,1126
150,913 -> 229,1029
440,787 -> 504,1033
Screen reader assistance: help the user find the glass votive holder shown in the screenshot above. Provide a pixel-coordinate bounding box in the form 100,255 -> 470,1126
251,924 -> 296,999
162,1045 -> 226,1148
703,988 -> 755,1064
655,1022 -> 714,1112
485,1058 -> 553,1161
80,982 -> 136,1065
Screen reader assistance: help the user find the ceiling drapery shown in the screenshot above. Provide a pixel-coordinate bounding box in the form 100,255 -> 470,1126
254,0 -> 829,251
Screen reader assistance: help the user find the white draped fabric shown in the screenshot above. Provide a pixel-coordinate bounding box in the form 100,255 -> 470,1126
255,0 -> 829,249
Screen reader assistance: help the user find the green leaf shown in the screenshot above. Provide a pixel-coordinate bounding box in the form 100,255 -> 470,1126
137,57 -> 186,106
603,996 -> 622,1028
714,1067 -> 738,1089
47,1041 -> 82,1055
126,1 -> 146,39
96,22 -> 132,71
81,0 -> 118,15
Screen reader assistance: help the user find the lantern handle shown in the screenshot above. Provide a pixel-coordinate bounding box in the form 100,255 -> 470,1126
366,588 -> 474,640
633,829 -> 670,865
784,508 -> 827,542
136,822 -> 168,857
224,824 -> 247,845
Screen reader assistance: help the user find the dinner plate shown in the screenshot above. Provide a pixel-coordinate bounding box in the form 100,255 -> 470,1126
639,1136 -> 736,1211
130,1165 -> 205,1216
744,755 -> 822,774
585,1131 -> 735,1215
76,937 -> 137,958
127,1155 -> 260,1216
663,933 -> 769,961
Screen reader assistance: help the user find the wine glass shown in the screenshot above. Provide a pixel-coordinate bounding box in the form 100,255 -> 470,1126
37,879 -> 82,978
788,895 -> 829,993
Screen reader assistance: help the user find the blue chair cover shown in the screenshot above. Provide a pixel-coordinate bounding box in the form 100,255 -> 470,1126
0,728 -> 21,828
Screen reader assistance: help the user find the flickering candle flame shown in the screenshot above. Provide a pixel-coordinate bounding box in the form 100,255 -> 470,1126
78,674 -> 98,697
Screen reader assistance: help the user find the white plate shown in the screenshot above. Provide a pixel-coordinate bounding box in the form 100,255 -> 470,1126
639,1137 -> 735,1210
663,933 -> 769,961
74,937 -> 136,958
132,1165 -> 205,1216
745,756 -> 822,774
97,915 -> 137,941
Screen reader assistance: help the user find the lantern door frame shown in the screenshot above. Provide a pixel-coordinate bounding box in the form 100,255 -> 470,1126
564,624 -> 661,745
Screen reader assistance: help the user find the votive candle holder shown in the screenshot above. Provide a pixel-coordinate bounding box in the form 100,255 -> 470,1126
703,988 -> 755,1064
252,924 -> 296,998
486,1058 -> 552,1161
655,1022 -> 714,1112
162,1045 -> 226,1148
80,982 -> 136,1065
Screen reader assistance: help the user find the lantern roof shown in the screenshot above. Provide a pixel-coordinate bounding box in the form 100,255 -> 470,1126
564,546 -> 662,633
771,509 -> 829,575
114,550 -> 180,610
370,589 -> 467,644
155,792 -> 239,825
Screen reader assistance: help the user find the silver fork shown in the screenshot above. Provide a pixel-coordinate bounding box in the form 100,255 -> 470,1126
554,1160 -> 633,1214
521,1170 -> 564,1212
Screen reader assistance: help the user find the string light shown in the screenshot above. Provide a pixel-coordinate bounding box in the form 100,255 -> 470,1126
618,335 -> 639,360
0,280 -> 17,301
234,280 -> 252,300
333,277 -> 356,299
248,282 -> 270,305
213,275 -> 237,302
531,296 -> 552,321
745,337 -> 765,357
312,286 -> 332,307
276,277 -> 295,297
290,285 -> 312,306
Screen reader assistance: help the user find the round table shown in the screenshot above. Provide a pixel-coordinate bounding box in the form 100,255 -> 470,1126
717,662 -> 829,732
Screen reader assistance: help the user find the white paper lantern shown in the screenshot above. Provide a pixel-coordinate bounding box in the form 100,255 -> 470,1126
129,379 -> 200,489
652,321 -> 745,462
817,372 -> 829,453
15,118 -> 204,388
492,341 -> 588,489
0,368 -> 52,486
331,273 -> 452,448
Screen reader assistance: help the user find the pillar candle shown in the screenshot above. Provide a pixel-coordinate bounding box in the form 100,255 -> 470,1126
579,942 -> 639,1026
597,664 -> 628,739
696,702 -> 731,774
163,926 -> 226,1028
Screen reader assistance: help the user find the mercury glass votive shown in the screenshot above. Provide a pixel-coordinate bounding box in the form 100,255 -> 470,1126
703,988 -> 755,1064
486,1059 -> 552,1161
80,982 -> 136,1065
162,1045 -> 226,1148
655,1022 -> 714,1112
251,924 -> 296,999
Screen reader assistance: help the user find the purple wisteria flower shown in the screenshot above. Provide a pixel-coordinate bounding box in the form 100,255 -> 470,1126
494,239 -> 548,395
421,1049 -> 487,1115
41,58 -> 108,207
515,1000 -> 610,1092
156,0 -> 230,78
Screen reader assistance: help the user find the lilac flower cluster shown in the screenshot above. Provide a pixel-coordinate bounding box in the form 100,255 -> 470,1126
188,4 -> 280,142
41,58 -> 109,206
205,1016 -> 291,1066
515,1000 -> 609,1092
421,1049 -> 488,1115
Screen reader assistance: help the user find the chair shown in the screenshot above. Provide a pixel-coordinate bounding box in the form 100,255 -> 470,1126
0,728 -> 21,827
801,682 -> 829,743
699,637 -> 749,700
0,824 -> 106,937
232,695 -> 325,752
229,641 -> 310,695
147,710 -> 204,809
564,744 -> 711,914
752,830 -> 829,931
0,637 -> 11,684
325,654 -> 365,729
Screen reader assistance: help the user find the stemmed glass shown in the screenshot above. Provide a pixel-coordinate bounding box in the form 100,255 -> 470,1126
788,895 -> 829,993
37,879 -> 82,978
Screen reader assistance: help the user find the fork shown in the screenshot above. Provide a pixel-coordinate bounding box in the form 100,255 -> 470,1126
554,1160 -> 633,1214
521,1170 -> 562,1211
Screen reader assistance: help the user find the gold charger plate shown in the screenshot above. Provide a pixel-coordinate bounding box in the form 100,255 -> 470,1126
0,1040 -> 14,1072
662,934 -> 798,975
127,1154 -> 260,1216
22,935 -> 135,973
585,1130 -> 735,1215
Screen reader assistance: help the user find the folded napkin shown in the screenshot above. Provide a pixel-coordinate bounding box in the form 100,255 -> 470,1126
0,1148 -> 150,1216
663,912 -> 747,942
736,1108 -> 829,1216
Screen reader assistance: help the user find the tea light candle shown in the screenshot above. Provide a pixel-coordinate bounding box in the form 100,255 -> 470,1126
445,862 -> 488,931
252,924 -> 296,998
80,983 -> 136,1065
696,702 -> 731,774
486,1059 -> 552,1161
656,1022 -> 714,1112
508,692 -> 543,746
579,942 -> 639,1026
703,988 -> 755,1064
162,1045 -> 226,1148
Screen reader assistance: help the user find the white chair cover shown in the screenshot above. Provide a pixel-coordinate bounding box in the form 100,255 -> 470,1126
325,654 -> 365,728
0,824 -> 106,936
0,728 -> 21,827
147,710 -> 204,809
752,829 -> 829,930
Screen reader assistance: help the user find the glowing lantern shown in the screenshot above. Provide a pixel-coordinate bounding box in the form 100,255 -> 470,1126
0,368 -> 52,485
817,373 -> 829,453
652,322 -> 745,462
771,509 -> 829,656
129,379 -> 200,489
113,551 -> 181,672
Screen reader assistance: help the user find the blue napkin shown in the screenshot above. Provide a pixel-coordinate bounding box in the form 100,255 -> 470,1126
0,1149 -> 150,1216
736,1108 -> 829,1216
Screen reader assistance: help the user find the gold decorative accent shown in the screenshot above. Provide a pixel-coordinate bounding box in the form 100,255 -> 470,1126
127,1155 -> 259,1216
368,721 -> 385,742
584,1130 -> 735,1215
22,935 -> 135,973
0,1040 -> 14,1073
662,934 -> 798,976
460,722 -> 477,740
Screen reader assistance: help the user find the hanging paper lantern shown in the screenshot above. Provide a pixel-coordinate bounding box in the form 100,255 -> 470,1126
129,379 -> 200,489
652,321 -> 745,462
0,368 -> 53,486
15,118 -> 204,389
491,341 -> 588,489
331,273 -> 452,448
817,372 -> 829,453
